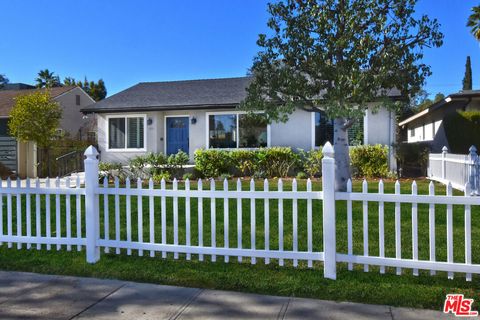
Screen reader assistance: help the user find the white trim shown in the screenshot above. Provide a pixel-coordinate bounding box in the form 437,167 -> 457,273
105,114 -> 147,152
205,111 -> 271,149
164,115 -> 190,155
310,112 -> 315,150
363,111 -> 368,145
398,108 -> 430,127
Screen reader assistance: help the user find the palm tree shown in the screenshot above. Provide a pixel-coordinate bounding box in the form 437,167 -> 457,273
467,5 -> 480,40
35,69 -> 60,88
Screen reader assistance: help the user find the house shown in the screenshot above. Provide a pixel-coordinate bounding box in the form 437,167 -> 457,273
398,90 -> 480,152
81,76 -> 400,167
0,85 -> 95,177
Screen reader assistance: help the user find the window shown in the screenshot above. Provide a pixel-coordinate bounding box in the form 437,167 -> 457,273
108,116 -> 145,150
208,113 -> 268,148
75,95 -> 81,106
314,111 -> 363,146
410,128 -> 415,137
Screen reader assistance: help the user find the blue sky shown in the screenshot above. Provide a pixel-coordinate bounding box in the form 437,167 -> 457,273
0,0 -> 479,98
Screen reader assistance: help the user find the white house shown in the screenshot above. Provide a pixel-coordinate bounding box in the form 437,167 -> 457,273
81,77 -> 399,167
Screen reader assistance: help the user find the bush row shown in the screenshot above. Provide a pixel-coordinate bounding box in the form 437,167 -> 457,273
99,145 -> 390,182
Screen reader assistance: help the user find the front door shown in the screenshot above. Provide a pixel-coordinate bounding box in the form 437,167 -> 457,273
166,117 -> 189,155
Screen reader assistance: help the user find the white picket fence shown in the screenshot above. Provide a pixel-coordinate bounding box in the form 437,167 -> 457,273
0,144 -> 479,281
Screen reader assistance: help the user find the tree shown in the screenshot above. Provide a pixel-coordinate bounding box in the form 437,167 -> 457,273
62,76 -> 107,101
35,69 -> 61,88
467,5 -> 480,40
241,0 -> 443,190
0,74 -> 8,88
463,56 -> 472,90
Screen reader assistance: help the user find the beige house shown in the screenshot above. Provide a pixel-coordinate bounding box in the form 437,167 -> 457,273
0,85 -> 95,177
82,77 -> 399,169
398,90 -> 480,152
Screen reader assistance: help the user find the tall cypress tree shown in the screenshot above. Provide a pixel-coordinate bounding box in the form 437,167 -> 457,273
463,56 -> 473,90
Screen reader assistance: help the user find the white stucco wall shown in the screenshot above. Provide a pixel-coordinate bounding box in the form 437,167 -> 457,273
97,106 -> 395,165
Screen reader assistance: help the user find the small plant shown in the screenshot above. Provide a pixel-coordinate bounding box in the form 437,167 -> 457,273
98,162 -> 123,181
167,150 -> 189,178
128,154 -> 150,179
296,171 -> 308,179
153,171 -> 171,184
230,150 -> 257,176
182,172 -> 194,180
299,149 -> 323,177
194,149 -> 232,178
350,144 -> 389,178
220,173 -> 232,180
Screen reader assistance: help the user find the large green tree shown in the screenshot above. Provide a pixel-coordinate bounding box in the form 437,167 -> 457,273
242,0 -> 443,190
35,69 -> 61,88
467,5 -> 480,40
463,56 -> 473,90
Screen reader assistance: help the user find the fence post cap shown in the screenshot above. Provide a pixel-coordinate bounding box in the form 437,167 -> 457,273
442,146 -> 448,153
323,141 -> 334,158
469,145 -> 477,154
84,145 -> 99,159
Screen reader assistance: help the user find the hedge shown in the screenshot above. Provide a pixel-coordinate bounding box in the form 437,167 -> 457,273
444,110 -> 480,153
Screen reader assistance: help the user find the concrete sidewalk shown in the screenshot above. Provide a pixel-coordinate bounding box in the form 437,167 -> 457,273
0,271 -> 454,319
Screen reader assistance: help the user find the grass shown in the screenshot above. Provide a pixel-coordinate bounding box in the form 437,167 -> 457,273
0,178 -> 479,310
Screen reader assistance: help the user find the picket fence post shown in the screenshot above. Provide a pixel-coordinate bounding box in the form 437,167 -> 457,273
468,145 -> 478,195
322,142 -> 336,280
84,146 -> 100,263
441,146 -> 448,180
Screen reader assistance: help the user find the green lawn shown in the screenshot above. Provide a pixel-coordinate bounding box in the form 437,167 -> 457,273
0,178 -> 479,310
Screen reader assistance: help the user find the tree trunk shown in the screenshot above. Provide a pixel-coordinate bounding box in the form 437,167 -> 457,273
333,117 -> 351,191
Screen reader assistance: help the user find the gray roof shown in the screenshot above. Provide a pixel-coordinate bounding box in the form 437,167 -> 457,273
82,77 -> 252,113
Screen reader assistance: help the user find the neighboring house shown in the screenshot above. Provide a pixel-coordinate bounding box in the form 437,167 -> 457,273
398,90 -> 480,152
81,77 -> 400,168
0,85 -> 96,177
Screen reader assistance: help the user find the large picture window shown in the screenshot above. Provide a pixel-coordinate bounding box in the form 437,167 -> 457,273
314,111 -> 363,147
108,116 -> 145,150
208,113 -> 268,149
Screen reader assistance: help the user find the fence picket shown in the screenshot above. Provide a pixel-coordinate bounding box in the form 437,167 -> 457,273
173,178 -> 179,259
76,175 -> 82,251
149,178 -> 155,258
185,179 -> 191,260
293,178 -> 298,267
307,178 -> 312,268
224,179 -> 229,263
347,179 -> 353,270
198,179 -> 204,261
464,184 -> 472,281
66,177 -> 71,251
161,178 -> 166,258
237,179 -> 242,263
264,179 -> 270,265
412,181 -> 418,276
250,179 -> 256,265
126,178 -> 132,255
395,180 -> 401,275
429,181 -> 436,275
210,179 -> 216,262
362,179 -> 368,272
26,178 -> 31,249
103,177 -> 109,253
16,178 -> 22,249
6,178 -> 11,248
55,177 -> 61,250
114,177 -> 120,254
137,178 -> 143,257
45,178 -> 51,250
35,178 -> 41,250
278,179 -> 284,266
378,180 -> 385,274
446,182 -> 453,279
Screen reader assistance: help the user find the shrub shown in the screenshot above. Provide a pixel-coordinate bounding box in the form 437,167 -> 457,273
299,149 -> 323,177
350,144 -> 389,178
182,172 -> 194,180
444,110 -> 480,153
296,171 -> 308,179
98,162 -> 123,181
257,147 -> 298,178
166,150 -> 189,178
230,150 -> 257,176
128,154 -> 150,179
153,171 -> 171,184
194,149 -> 232,178
144,152 -> 167,175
